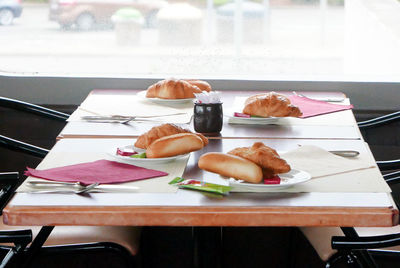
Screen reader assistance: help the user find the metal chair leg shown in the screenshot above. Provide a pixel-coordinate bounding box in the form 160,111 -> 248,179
340,227 -> 378,268
22,226 -> 54,268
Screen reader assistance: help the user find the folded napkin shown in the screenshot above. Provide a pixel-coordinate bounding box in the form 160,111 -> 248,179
25,160 -> 168,185
281,145 -> 375,178
288,95 -> 353,118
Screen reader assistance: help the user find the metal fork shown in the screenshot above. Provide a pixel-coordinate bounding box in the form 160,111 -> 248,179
27,181 -> 139,193
80,115 -> 136,124
27,182 -> 99,194
81,112 -> 186,123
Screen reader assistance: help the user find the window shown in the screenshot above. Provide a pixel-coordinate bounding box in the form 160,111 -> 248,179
1,0 -> 399,82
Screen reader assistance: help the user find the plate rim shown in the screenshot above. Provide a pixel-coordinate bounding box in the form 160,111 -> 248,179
228,169 -> 311,189
109,144 -> 189,162
224,109 -> 279,122
137,90 -> 195,103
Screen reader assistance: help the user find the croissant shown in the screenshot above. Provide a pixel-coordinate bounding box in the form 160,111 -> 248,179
228,142 -> 291,178
146,79 -> 203,99
134,123 -> 208,149
243,92 -> 302,118
244,92 -> 290,106
184,79 -> 212,92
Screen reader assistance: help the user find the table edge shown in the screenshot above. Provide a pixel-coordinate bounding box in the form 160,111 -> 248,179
4,205 -> 398,227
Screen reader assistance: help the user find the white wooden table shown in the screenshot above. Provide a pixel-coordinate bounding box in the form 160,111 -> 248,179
59,90 -> 362,140
4,138 -> 397,227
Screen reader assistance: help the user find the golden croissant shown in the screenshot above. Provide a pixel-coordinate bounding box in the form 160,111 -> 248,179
134,123 -> 208,149
146,79 -> 204,99
184,79 -> 212,92
228,142 -> 291,178
243,92 -> 302,118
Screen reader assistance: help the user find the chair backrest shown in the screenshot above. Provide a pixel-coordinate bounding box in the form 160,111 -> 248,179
0,97 -> 70,122
358,111 -> 400,129
376,159 -> 400,171
0,136 -> 49,159
0,172 -> 33,267
0,97 -> 69,174
384,170 -> 400,185
0,172 -> 22,215
0,96 -> 69,157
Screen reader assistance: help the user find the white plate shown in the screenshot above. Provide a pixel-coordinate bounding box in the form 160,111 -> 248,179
108,145 -> 189,164
228,169 -> 311,192
224,109 -> 280,124
137,90 -> 195,105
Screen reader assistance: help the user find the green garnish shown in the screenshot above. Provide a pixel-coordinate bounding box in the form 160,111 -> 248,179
130,152 -> 146,158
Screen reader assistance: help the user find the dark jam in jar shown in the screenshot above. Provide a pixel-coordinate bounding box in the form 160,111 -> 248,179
193,102 -> 223,134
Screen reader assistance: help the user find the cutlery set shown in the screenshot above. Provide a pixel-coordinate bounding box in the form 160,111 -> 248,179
25,149 -> 360,194
80,113 -> 186,124
34,103 -> 358,194
292,91 -> 346,102
27,181 -> 139,194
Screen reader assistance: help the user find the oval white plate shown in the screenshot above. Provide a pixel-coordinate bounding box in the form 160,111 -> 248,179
108,145 -> 189,164
224,109 -> 280,124
137,90 -> 195,105
228,169 -> 311,192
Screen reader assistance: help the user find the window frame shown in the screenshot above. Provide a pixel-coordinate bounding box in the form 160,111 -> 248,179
0,73 -> 398,111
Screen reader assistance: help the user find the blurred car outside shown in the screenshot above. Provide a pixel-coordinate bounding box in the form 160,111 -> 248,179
49,0 -> 168,30
0,0 -> 22,26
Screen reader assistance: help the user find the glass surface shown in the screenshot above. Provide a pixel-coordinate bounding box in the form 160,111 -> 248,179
0,0 -> 399,82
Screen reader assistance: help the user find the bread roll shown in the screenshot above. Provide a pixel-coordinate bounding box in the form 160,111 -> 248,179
184,79 -> 212,92
146,133 -> 204,158
146,79 -> 202,99
198,152 -> 263,183
135,123 -> 208,149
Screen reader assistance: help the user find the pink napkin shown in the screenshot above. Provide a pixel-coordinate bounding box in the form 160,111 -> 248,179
24,160 -> 168,185
288,95 -> 353,118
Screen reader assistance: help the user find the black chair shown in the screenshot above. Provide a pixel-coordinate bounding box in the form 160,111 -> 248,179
0,172 -> 32,267
327,170 -> 400,268
358,111 -> 400,171
383,170 -> 400,186
0,97 -> 70,175
0,97 -> 140,267
331,231 -> 400,268
300,111 -> 400,268
301,169 -> 400,268
0,97 -> 70,122
0,172 -> 137,268
0,136 -> 49,159
323,112 -> 400,267
357,111 -> 400,129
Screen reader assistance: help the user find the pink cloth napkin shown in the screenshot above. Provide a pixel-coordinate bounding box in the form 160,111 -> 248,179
25,160 -> 168,185
288,95 -> 353,118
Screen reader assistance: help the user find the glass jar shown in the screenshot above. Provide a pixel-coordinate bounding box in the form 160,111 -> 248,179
193,102 -> 223,134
